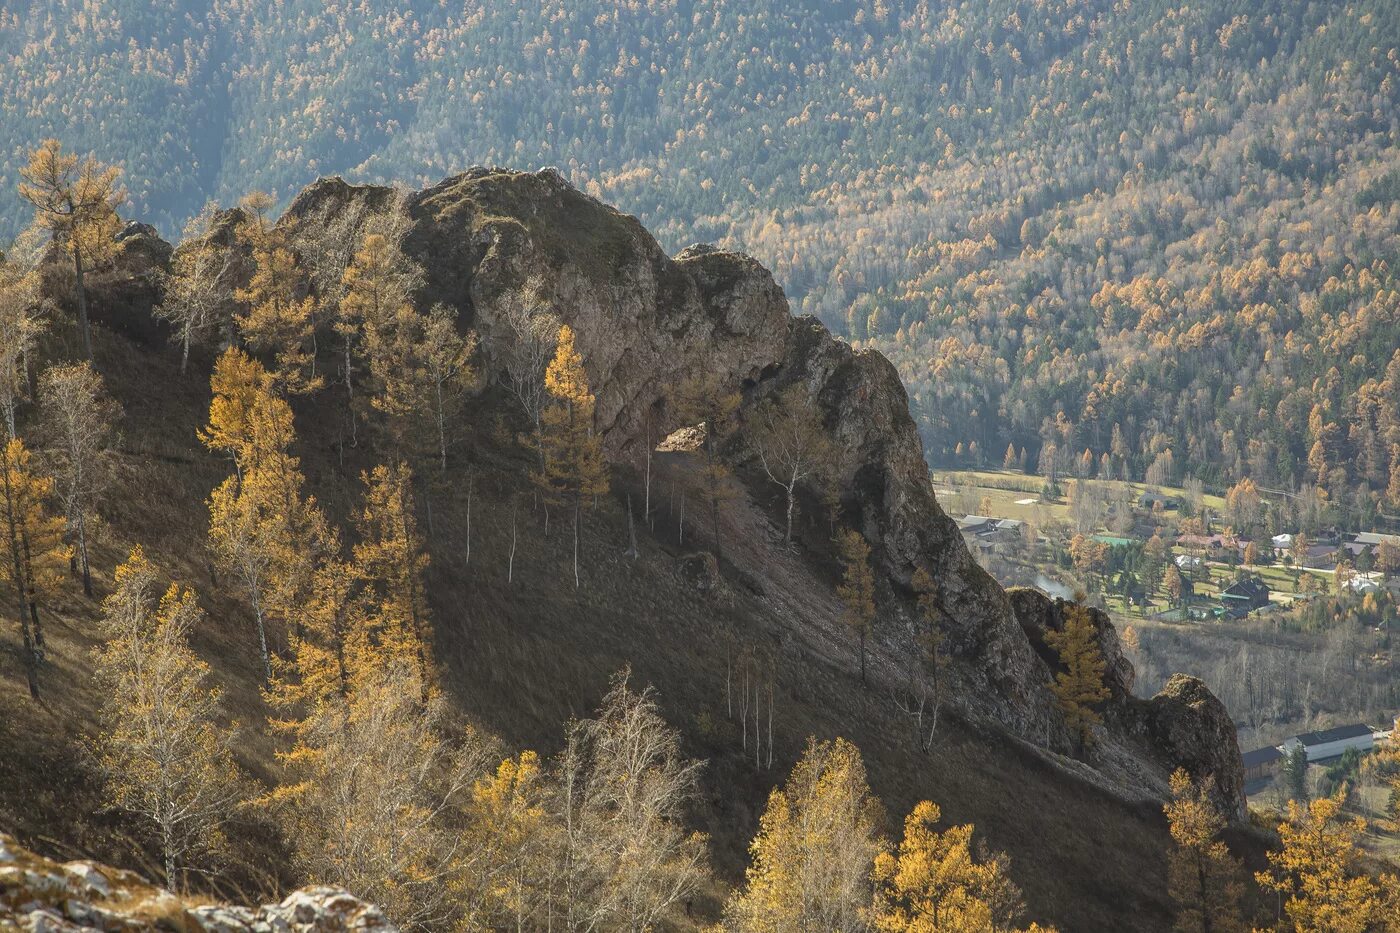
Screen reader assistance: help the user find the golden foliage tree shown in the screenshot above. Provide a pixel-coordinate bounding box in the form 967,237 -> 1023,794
270,662 -> 492,929
725,736 -> 886,932
0,438 -> 67,698
200,347 -> 279,474
537,324 -> 608,588
339,230 -> 422,402
270,553 -> 367,713
1255,791 -> 1395,932
466,750 -> 553,930
873,799 -> 1042,933
353,462 -> 433,696
94,547 -> 244,889
203,348 -> 329,682
18,139 -> 124,360
837,527 -> 876,686
1043,601 -> 1110,754
38,361 -> 121,597
367,301 -> 477,472
234,192 -> 320,394
0,228 -> 47,438
1163,769 -> 1244,933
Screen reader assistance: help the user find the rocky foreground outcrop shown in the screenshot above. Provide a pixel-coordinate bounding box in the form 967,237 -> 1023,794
1009,587 -> 1244,812
0,834 -> 392,931
136,166 -> 1242,813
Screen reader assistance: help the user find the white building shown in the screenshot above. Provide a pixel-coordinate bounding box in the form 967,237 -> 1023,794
1343,572 -> 1382,594
1282,723 -> 1374,762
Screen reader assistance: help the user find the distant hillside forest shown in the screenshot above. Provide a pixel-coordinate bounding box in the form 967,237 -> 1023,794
3,0 -> 1400,515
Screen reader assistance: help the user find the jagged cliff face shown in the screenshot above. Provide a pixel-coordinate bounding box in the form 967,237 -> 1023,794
268,168 -> 1242,812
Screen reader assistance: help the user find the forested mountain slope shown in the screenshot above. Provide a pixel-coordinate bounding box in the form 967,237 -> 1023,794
3,1 -> 1399,510
0,167 -> 1252,930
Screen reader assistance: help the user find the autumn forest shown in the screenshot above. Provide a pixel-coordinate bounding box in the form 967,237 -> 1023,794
3,0 -> 1400,931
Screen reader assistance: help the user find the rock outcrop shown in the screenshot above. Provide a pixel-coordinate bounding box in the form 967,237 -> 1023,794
0,834 -> 394,931
269,167 -> 1241,806
1134,674 -> 1247,817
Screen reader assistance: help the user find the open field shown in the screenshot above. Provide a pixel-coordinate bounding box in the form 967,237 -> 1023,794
934,468 -> 1229,514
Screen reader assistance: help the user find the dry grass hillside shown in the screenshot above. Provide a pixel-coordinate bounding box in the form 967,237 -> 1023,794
0,207 -> 1270,932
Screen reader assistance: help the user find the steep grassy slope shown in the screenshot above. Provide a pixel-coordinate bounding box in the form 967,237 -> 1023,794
0,173 -> 1264,930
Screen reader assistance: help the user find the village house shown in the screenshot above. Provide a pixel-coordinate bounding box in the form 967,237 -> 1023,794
1282,724 -> 1375,762
957,515 -> 1023,556
1177,533 -> 1233,560
1343,573 -> 1383,594
1174,554 -> 1202,571
1353,531 -> 1400,549
956,514 -> 996,535
1301,543 -> 1338,568
1138,491 -> 1180,511
1219,576 -> 1270,617
1242,745 -> 1283,782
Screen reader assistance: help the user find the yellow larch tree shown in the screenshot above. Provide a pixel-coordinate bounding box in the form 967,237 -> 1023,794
268,662 -> 492,930
1163,769 -> 1245,933
352,462 -> 433,698
0,226 -> 47,439
1043,601 -> 1110,755
466,750 -> 553,931
873,799 -> 1046,933
234,192 -> 320,394
537,324 -> 608,588
94,547 -> 244,890
203,348 -> 327,683
837,527 -> 877,686
200,347 -> 279,475
338,230 -> 421,403
724,736 -> 886,932
268,553 -> 368,714
1255,791 -> 1390,933
18,139 -> 124,360
0,438 -> 68,698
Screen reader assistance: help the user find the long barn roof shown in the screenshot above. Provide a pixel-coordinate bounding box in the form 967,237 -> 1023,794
1294,723 -> 1372,747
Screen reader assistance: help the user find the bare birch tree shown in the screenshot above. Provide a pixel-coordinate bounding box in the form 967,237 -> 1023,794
39,362 -> 121,597
750,385 -> 835,544
155,206 -> 233,373
94,547 -> 244,890
548,670 -> 708,932
496,285 -> 559,469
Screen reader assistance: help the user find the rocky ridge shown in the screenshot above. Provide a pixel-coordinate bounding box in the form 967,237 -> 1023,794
274,167 -> 1245,811
113,167 -> 1242,813
0,834 -> 393,931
